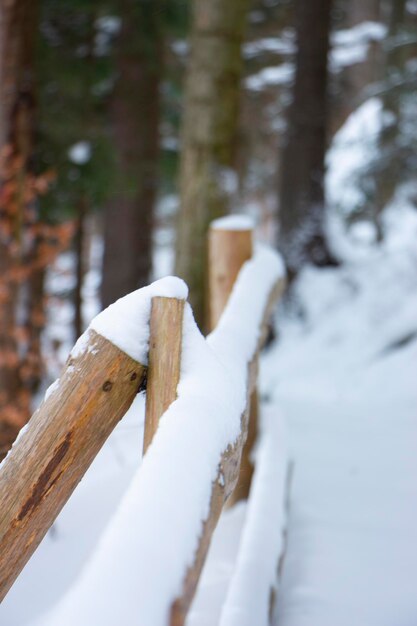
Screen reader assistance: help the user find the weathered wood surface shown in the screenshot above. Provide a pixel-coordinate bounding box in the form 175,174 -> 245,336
208,225 -> 253,331
209,222 -> 257,505
0,330 -> 146,602
143,297 -> 185,453
170,277 -> 285,626
227,386 -> 259,507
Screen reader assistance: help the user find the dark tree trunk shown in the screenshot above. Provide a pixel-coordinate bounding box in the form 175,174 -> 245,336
278,0 -> 336,279
101,0 -> 162,309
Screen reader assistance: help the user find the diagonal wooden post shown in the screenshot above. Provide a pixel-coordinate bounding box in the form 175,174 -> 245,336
0,330 -> 146,602
143,297 -> 185,453
208,215 -> 257,505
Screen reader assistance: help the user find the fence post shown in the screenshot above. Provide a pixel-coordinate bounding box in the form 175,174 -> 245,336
208,216 -> 258,504
208,217 -> 253,330
0,330 -> 146,602
143,297 -> 185,453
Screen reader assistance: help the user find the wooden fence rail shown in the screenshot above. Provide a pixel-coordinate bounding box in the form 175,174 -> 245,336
0,332 -> 147,602
0,216 -> 285,625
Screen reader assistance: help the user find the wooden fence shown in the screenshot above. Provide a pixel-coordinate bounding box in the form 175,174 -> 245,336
0,216 -> 285,624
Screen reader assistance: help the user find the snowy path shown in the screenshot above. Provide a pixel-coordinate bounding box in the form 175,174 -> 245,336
272,354 -> 417,626
261,249 -> 417,626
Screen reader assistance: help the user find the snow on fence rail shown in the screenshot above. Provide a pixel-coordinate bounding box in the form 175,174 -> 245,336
0,216 -> 285,625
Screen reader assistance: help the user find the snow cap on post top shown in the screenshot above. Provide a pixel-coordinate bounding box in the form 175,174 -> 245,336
210,214 -> 255,231
90,276 -> 188,365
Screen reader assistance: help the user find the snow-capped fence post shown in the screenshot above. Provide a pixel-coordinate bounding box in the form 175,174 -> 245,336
208,216 -> 254,330
143,297 -> 185,453
0,330 -> 147,602
208,215 -> 258,504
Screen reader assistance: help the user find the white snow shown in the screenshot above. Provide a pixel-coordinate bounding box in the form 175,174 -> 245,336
171,39 -> 189,57
94,16 -> 121,35
330,22 -> 387,72
243,36 -> 295,59
331,43 -> 369,69
90,276 -> 188,364
1,394 -> 147,626
211,215 -> 255,231
219,408 -> 288,626
326,97 -> 382,219
259,201 -> 417,626
67,141 -> 92,165
44,378 -> 60,401
245,64 -> 294,91
186,503 -> 248,626
332,21 -> 387,47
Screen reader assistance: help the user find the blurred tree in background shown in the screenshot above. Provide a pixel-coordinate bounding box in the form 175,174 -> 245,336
0,0 -> 74,457
100,0 -> 162,309
278,0 -> 336,278
174,0 -> 248,329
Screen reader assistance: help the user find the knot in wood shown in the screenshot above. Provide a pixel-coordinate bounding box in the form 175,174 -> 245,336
102,380 -> 113,392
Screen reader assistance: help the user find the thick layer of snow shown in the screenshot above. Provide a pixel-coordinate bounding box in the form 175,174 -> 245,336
219,408 -> 288,626
326,97 -> 382,218
259,219 -> 417,626
211,215 -> 255,231
35,246 -> 283,626
89,276 -> 188,364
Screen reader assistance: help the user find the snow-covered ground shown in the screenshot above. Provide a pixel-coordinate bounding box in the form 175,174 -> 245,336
263,205 -> 417,626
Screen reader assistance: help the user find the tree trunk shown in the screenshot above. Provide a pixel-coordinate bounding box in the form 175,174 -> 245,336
278,0 -> 336,279
174,0 -> 248,331
101,0 -> 161,309
0,0 -> 38,459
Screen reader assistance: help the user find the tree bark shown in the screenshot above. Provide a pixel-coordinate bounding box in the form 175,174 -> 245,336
278,0 -> 336,279
174,0 -> 248,331
101,0 -> 162,309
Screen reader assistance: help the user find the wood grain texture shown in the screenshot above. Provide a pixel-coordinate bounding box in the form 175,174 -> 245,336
170,277 -> 285,626
208,226 -> 253,331
0,329 -> 146,602
227,386 -> 259,507
143,297 -> 185,453
209,223 -> 256,505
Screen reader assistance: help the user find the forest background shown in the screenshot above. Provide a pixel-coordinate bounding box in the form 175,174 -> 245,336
0,0 -> 415,457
